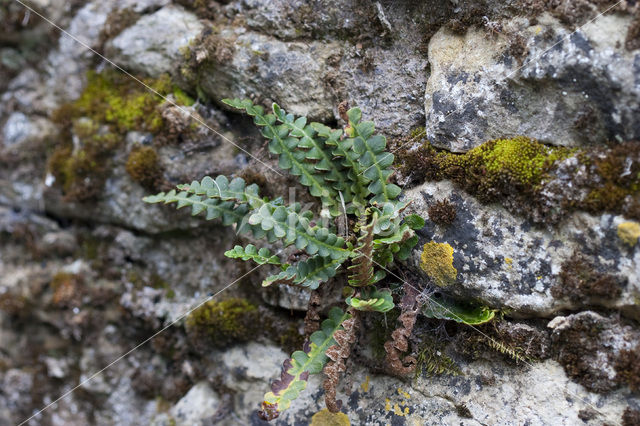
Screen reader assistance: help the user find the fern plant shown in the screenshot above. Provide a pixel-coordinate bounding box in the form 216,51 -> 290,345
144,99 -> 427,420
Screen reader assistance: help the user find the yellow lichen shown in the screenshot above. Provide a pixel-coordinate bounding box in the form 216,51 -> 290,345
310,409 -> 350,426
360,375 -> 370,393
617,221 -> 640,247
393,403 -> 409,416
397,388 -> 411,399
420,242 -> 457,287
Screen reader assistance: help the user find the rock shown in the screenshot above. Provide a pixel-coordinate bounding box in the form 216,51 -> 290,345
43,356 -> 71,379
1,0 -> 639,425
43,2 -> 114,109
200,1 -> 429,134
425,13 -> 640,152
405,180 -> 637,318
2,112 -> 54,147
197,29 -> 339,121
0,112 -> 55,210
118,0 -> 171,13
0,369 -> 33,414
548,311 -> 640,393
207,341 -> 631,425
336,43 -> 428,137
239,0 -> 381,40
40,231 -> 77,256
107,5 -> 204,77
220,342 -> 287,392
261,284 -> 311,311
169,381 -> 220,424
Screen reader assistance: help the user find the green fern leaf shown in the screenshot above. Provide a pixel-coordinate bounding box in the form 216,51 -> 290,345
222,98 -> 342,215
311,122 -> 369,214
247,203 -> 349,259
262,255 -> 346,289
422,296 -> 496,325
346,107 -> 402,205
259,307 -> 351,421
346,288 -> 394,312
143,190 -> 248,226
272,104 -> 354,210
146,175 -> 350,259
178,175 -> 263,209
224,244 -> 282,266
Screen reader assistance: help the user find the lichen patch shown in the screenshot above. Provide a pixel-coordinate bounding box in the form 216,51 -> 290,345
420,242 -> 458,287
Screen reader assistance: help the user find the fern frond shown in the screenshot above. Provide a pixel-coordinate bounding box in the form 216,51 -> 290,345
311,122 -> 369,214
346,108 -> 402,205
143,190 -> 249,226
422,296 -> 495,325
272,104 -> 355,211
224,244 -> 282,266
348,214 -> 381,287
259,307 -> 351,421
372,221 -> 418,266
371,201 -> 409,234
323,312 -> 359,412
178,175 -> 263,209
222,98 -> 342,215
146,175 -> 350,259
247,203 -> 349,259
346,288 -> 394,312
262,255 -> 346,290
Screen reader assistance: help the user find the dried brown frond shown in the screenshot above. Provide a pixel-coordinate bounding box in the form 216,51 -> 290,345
384,284 -> 420,376
304,290 -> 322,338
323,310 -> 360,412
348,215 -> 375,287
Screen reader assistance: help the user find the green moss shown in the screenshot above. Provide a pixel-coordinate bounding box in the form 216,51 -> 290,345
432,137 -> 574,201
552,254 -> 623,302
48,123 -> 121,202
125,145 -> 164,190
419,242 -> 457,287
468,137 -> 572,186
47,69 -> 193,201
393,133 -> 640,222
414,339 -> 461,380
395,135 -> 571,195
185,298 -> 259,348
173,87 -> 195,107
73,70 -> 171,133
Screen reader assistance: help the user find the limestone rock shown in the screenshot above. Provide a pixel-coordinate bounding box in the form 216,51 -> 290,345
425,14 -> 640,152
198,29 -> 338,122
107,5 -> 204,77
405,180 -> 637,319
169,381 -> 220,425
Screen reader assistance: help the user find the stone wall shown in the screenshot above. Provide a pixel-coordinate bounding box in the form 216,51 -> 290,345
1,0 -> 639,424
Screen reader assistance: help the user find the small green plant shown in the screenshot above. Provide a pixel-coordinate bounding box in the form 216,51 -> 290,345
144,99 -> 490,420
